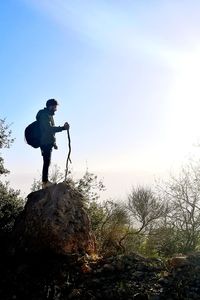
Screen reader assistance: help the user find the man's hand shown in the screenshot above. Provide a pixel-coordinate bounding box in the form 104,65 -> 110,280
63,122 -> 70,130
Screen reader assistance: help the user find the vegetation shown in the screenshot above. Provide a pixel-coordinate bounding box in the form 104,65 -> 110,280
2,117 -> 200,259
0,119 -> 24,239
0,119 -> 14,175
29,157 -> 200,257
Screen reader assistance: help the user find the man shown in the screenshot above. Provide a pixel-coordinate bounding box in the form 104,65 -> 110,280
36,99 -> 69,189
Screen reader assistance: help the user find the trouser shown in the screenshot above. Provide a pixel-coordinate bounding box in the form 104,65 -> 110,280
40,145 -> 53,182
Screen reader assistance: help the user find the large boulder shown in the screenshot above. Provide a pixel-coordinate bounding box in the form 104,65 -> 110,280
12,182 -> 96,255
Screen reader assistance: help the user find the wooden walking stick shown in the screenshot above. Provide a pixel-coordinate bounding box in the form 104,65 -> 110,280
64,128 -> 72,181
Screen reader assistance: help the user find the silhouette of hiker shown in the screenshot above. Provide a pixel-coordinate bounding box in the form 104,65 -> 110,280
36,99 -> 69,188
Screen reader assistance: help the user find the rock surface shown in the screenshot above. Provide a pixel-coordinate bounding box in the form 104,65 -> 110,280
1,252 -> 200,299
12,182 -> 96,255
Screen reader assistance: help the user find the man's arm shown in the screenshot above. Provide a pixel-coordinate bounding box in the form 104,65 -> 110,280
37,112 -> 68,133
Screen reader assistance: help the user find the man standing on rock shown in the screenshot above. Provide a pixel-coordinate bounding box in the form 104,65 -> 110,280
36,99 -> 69,189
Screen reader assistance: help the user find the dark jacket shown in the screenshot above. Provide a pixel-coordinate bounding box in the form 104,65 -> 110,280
36,108 -> 63,146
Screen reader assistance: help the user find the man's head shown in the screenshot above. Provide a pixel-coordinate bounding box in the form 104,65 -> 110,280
46,99 -> 58,115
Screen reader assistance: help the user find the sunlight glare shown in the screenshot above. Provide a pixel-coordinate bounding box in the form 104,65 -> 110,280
167,48 -> 200,159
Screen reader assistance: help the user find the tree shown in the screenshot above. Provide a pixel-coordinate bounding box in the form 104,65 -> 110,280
101,186 -> 166,255
0,181 -> 23,234
127,186 -> 166,233
0,119 -> 14,175
98,200 -> 130,255
157,161 -> 200,253
75,169 -> 105,202
0,119 -> 24,238
144,226 -> 179,257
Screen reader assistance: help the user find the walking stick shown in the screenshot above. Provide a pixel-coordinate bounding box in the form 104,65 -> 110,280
64,128 -> 72,181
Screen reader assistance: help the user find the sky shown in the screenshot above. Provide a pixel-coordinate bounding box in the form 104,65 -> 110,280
1,0 -> 200,200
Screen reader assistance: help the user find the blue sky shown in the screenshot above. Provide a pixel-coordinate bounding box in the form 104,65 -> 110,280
2,0 -> 200,199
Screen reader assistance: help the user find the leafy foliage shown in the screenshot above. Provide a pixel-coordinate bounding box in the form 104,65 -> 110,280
0,181 -> 24,234
127,186 -> 166,233
156,161 -> 200,253
0,119 -> 14,175
75,169 -> 105,202
0,119 -> 24,237
99,200 -> 130,255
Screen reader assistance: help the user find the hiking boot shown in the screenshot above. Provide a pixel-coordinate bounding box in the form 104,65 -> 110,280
42,181 -> 53,189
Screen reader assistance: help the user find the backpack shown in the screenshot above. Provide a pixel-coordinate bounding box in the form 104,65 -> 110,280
24,121 -> 41,148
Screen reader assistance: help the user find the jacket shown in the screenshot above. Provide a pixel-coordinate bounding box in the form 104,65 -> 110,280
36,108 -> 63,146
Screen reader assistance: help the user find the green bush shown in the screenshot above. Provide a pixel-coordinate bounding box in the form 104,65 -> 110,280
0,181 -> 24,234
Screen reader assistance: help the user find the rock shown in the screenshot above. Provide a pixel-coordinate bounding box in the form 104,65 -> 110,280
102,263 -> 115,272
68,289 -> 81,299
167,256 -> 189,269
133,292 -> 149,299
115,260 -> 125,271
12,182 -> 96,255
132,271 -> 145,279
81,263 -> 92,273
157,277 -> 169,285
